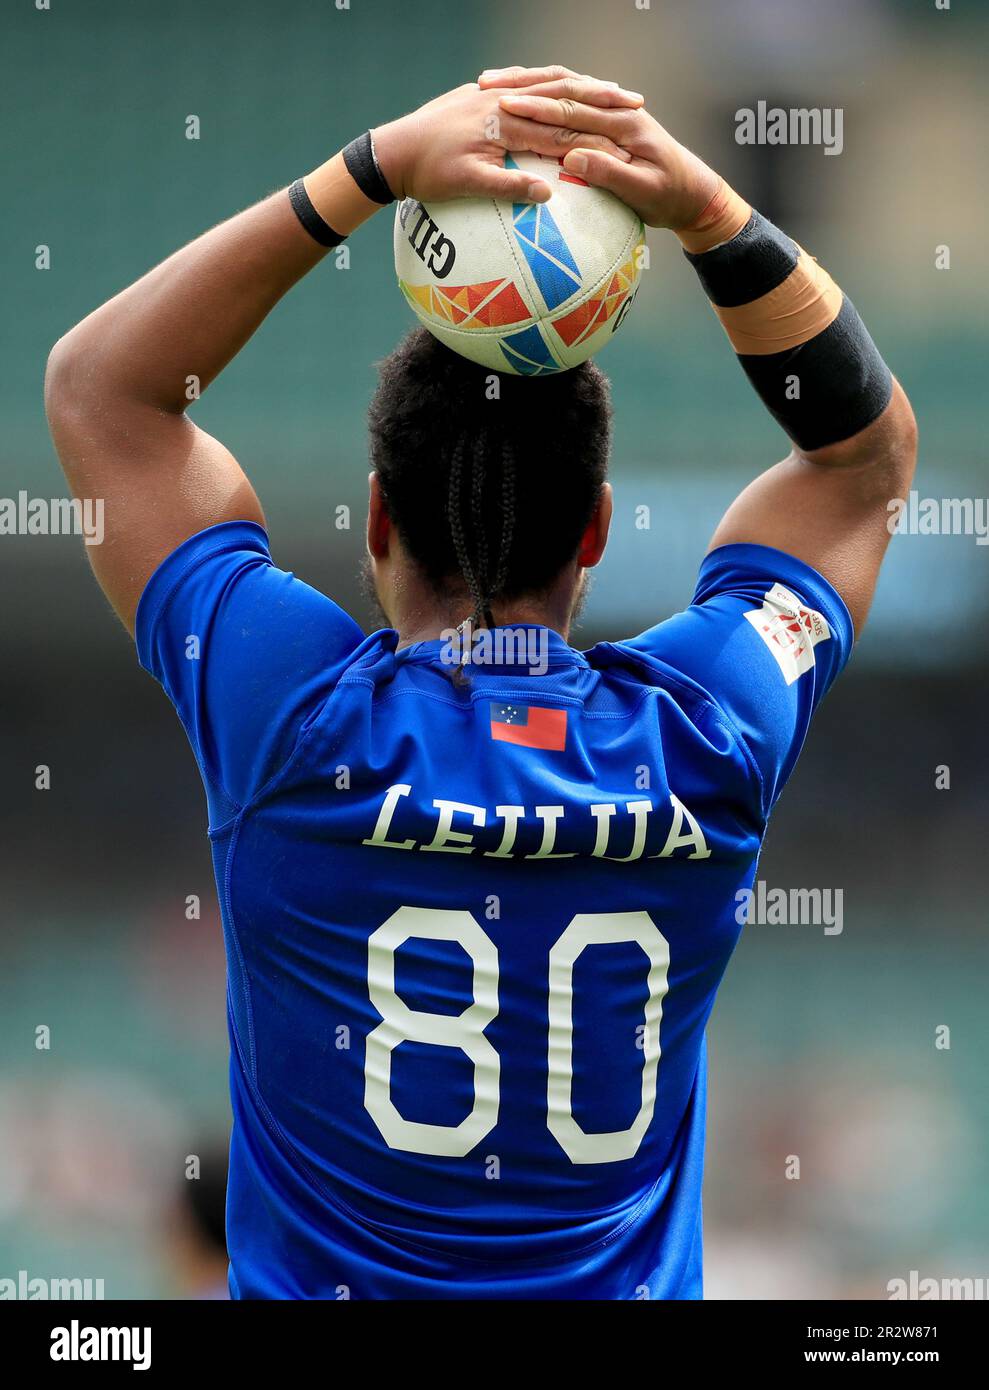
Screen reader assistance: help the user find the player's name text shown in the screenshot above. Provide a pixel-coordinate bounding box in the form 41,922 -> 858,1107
363,783 -> 711,860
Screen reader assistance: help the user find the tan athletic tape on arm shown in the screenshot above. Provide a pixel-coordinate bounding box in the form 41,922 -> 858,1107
303,152 -> 381,237
714,248 -> 844,355
679,180 -> 843,354
677,178 -> 752,254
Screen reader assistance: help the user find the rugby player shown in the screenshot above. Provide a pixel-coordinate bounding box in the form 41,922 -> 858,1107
45,66 -> 917,1298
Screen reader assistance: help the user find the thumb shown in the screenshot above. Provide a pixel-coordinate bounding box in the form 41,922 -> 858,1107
563,148 -> 653,215
563,148 -> 622,185
470,161 -> 552,203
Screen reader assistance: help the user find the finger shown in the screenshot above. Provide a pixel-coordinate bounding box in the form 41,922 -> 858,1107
499,92 -> 634,139
496,112 -> 632,162
468,161 -> 553,203
477,64 -> 580,89
562,147 -> 653,201
511,75 -> 644,109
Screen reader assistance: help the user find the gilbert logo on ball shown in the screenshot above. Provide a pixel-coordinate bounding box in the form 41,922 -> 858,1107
394,152 -> 645,375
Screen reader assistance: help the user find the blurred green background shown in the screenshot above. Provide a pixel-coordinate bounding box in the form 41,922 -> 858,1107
2,0 -> 987,1298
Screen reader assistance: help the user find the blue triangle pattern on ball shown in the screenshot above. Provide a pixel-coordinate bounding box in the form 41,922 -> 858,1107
505,156 -> 582,311
499,324 -> 562,375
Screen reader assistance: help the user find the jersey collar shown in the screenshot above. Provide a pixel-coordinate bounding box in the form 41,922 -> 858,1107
394,624 -> 588,672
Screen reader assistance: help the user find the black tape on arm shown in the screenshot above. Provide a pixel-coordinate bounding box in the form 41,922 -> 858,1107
684,210 -> 800,307
288,179 -> 347,248
685,212 -> 893,450
738,297 -> 893,451
342,131 -> 395,205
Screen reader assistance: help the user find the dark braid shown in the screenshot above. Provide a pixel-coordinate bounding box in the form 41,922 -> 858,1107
446,434 -> 520,641
491,440 -> 517,601
446,434 -> 486,633
469,440 -> 494,627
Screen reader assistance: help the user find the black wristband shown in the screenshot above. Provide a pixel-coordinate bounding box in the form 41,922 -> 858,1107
342,131 -> 395,205
288,178 -> 347,248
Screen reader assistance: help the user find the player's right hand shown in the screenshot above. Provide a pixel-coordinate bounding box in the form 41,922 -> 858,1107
491,81 -> 720,232
372,77 -> 642,207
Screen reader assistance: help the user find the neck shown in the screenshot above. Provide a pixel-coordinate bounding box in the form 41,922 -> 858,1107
390,586 -> 576,651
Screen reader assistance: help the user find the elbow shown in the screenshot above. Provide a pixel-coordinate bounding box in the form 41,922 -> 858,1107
44,331 -> 99,430
800,376 -> 918,490
885,378 -> 919,495
44,334 -> 77,420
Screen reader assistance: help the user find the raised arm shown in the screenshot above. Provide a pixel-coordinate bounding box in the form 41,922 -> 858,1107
45,76 -> 642,632
487,70 -> 918,635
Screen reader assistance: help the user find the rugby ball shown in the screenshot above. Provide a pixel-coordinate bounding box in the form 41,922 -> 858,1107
393,152 -> 645,375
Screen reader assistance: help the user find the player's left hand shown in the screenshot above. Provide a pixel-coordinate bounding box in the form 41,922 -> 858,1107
372,77 -> 642,207
490,78 -> 720,231
477,64 -> 644,107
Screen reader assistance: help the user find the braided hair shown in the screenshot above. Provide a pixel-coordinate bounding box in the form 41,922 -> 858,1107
446,434 -> 517,634
368,328 -> 612,635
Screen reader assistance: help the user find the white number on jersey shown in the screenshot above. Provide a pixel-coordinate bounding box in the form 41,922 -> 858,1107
363,905 -> 670,1165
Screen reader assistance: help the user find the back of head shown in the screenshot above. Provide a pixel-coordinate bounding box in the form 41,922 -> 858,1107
368,329 -> 613,623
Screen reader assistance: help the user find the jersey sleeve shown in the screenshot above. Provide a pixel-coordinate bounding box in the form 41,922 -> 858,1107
135,520 -> 365,815
620,542 -> 855,819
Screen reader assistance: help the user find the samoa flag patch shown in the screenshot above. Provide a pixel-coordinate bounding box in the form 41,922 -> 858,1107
489,702 -> 567,752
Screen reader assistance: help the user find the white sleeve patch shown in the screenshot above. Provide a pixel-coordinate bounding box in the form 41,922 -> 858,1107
743,582 -> 831,685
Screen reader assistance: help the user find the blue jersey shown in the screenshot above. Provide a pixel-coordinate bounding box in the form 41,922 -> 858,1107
136,521 -> 852,1299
